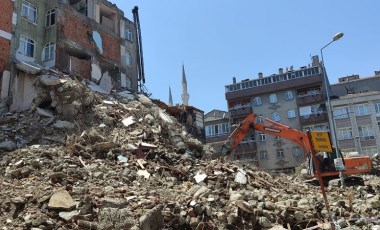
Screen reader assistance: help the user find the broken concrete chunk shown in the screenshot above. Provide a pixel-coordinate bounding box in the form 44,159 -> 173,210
117,155 -> 127,163
36,107 -> 54,117
117,90 -> 136,100
100,197 -> 128,209
193,186 -> 211,199
0,140 -> 17,152
138,142 -> 158,149
122,116 -> 135,127
139,205 -> 163,230
137,94 -> 153,107
235,168 -> 247,184
144,114 -> 155,124
102,100 -> 118,105
158,109 -> 173,123
59,210 -> 80,221
52,120 -> 75,130
137,170 -> 151,179
11,196 -> 27,205
48,190 -> 75,210
98,208 -> 134,229
194,172 -> 207,183
39,75 -> 66,86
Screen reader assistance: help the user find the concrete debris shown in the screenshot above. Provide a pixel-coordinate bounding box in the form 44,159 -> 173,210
48,190 -> 75,210
194,172 -> 207,183
36,107 -> 54,117
1,76 -> 380,229
122,116 -> 135,127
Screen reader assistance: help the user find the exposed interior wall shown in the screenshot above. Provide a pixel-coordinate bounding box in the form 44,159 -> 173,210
99,71 -> 112,93
10,72 -> 38,112
91,62 -> 102,82
1,70 -> 10,99
70,56 -> 91,78
120,72 -> 126,87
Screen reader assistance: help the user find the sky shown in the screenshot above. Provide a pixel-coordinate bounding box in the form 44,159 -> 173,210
112,1 -> 380,114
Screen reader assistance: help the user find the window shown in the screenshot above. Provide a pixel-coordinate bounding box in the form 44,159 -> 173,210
375,102 -> 380,114
205,123 -> 229,138
125,51 -> 132,66
253,97 -> 262,106
258,132 -> 266,141
269,94 -> 277,104
358,125 -> 375,140
307,88 -> 320,95
276,148 -> 284,158
271,112 -> 280,121
285,91 -> 294,100
354,104 -> 369,116
205,126 -> 213,137
260,151 -> 268,160
333,107 -> 349,119
275,136 -> 282,141
22,1 -> 37,23
362,146 -> 378,157
288,109 -> 296,118
46,9 -> 56,27
20,36 -> 35,57
257,115 -> 264,123
124,27 -> 132,41
337,127 -> 353,140
43,42 -> 55,61
243,133 -> 255,143
293,147 -> 302,157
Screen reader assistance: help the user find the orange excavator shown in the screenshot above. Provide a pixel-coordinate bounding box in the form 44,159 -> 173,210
222,113 -> 372,182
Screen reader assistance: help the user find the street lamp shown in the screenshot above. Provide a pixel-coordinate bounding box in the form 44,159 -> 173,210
320,32 -> 344,184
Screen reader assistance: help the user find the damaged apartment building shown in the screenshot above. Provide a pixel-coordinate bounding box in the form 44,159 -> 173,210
0,0 -> 143,111
0,0 -> 14,101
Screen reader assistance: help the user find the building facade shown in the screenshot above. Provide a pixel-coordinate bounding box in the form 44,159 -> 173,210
330,72 -> 380,156
204,109 -> 230,152
2,0 -> 141,111
224,56 -> 330,170
0,0 -> 14,99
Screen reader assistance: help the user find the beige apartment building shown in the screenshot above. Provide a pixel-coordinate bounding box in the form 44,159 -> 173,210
224,56 -> 330,170
330,73 -> 380,156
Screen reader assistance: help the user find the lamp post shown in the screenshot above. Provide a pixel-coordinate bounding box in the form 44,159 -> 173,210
320,32 -> 344,186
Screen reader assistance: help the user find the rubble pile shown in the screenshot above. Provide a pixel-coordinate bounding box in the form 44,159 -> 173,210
1,76 -> 380,230
372,154 -> 380,176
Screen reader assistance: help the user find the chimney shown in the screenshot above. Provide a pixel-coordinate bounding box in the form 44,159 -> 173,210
311,55 -> 319,67
279,68 -> 283,74
258,72 -> 263,79
232,77 -> 236,84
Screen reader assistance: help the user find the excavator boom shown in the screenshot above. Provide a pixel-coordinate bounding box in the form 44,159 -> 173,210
227,113 -> 312,157
223,112 -> 373,180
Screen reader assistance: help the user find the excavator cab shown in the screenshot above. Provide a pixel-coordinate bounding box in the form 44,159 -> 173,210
308,147 -> 342,175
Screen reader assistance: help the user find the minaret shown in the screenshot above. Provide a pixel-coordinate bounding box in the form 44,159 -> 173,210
181,64 -> 189,106
168,85 -> 173,106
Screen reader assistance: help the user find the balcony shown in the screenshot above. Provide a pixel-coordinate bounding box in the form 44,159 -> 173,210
296,93 -> 324,106
299,112 -> 328,125
229,106 -> 252,118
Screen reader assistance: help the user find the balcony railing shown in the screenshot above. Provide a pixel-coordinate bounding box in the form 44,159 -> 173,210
299,112 -> 328,125
229,106 -> 252,117
296,93 -> 324,106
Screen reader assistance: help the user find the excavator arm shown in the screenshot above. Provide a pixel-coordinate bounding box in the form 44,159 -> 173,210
223,113 -> 312,157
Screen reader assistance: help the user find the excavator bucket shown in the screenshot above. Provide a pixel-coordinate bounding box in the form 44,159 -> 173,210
220,142 -> 231,154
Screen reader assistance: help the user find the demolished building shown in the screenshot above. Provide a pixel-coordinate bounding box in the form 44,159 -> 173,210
0,0 -> 14,101
1,0 -> 143,112
153,99 -> 206,143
